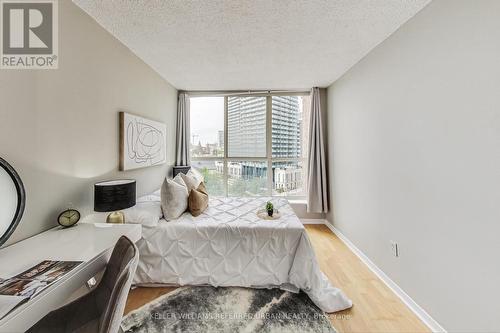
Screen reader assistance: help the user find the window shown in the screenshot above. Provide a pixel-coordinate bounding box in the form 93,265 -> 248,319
190,97 -> 224,158
272,161 -> 306,196
190,93 -> 310,198
227,97 -> 267,157
191,160 -> 225,196
271,95 -> 309,196
227,161 -> 268,196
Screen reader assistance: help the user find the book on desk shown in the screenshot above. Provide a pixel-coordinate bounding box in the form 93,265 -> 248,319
0,260 -> 82,319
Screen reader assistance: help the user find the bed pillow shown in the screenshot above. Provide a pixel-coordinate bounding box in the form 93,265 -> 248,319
161,174 -> 189,221
137,189 -> 161,203
180,171 -> 202,192
188,168 -> 204,182
188,182 -> 208,217
197,181 -> 208,195
122,205 -> 161,227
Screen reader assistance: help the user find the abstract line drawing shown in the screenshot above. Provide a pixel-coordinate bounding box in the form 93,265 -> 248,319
119,112 -> 167,171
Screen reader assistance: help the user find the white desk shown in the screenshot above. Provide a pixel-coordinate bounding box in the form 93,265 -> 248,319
0,222 -> 141,333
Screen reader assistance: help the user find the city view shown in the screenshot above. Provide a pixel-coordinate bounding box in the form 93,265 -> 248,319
190,95 -> 310,197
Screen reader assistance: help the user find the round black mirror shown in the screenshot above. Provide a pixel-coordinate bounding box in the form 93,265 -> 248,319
0,157 -> 26,247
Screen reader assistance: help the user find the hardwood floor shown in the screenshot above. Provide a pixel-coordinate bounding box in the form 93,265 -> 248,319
125,224 -> 429,333
305,225 -> 429,333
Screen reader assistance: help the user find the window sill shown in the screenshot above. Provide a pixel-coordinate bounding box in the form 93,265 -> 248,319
288,199 -> 307,205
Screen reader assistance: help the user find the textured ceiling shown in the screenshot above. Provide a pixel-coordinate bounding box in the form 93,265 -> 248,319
73,0 -> 430,90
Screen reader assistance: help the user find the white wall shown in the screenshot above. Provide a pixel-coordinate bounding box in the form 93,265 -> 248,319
326,0 -> 500,331
0,0 -> 177,246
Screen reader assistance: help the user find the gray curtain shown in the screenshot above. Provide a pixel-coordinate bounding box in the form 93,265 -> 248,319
307,87 -> 328,213
175,92 -> 190,166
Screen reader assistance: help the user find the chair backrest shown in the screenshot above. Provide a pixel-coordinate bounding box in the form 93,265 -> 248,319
96,236 -> 139,333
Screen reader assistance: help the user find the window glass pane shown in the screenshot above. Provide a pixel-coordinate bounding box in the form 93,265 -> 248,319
190,97 -> 224,158
191,160 -> 225,196
227,161 -> 268,196
272,161 -> 306,196
227,97 -> 266,157
271,95 -> 310,158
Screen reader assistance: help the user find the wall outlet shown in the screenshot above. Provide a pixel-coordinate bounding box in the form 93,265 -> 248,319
390,240 -> 399,257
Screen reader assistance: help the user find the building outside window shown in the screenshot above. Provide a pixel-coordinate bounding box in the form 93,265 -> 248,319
190,93 -> 310,198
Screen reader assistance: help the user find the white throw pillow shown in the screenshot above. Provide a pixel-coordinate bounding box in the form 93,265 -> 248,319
188,168 -> 204,183
180,172 -> 202,193
160,174 -> 188,221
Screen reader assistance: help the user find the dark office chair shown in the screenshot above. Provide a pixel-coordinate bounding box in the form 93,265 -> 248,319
27,236 -> 139,333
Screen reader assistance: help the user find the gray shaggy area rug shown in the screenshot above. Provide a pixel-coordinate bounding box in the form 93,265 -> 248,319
121,286 -> 336,333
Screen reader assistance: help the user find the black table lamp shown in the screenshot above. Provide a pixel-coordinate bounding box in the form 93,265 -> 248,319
94,179 -> 136,223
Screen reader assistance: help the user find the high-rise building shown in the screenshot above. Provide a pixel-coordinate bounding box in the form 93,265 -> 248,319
271,96 -> 301,158
227,96 -> 302,157
218,130 -> 224,149
226,96 -> 305,193
227,97 -> 267,157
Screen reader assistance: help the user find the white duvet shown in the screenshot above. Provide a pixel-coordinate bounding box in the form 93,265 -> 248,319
132,194 -> 352,313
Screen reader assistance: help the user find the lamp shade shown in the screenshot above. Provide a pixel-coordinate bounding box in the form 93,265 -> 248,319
94,179 -> 136,212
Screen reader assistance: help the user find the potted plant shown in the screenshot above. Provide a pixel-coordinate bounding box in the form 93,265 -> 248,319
266,201 -> 274,217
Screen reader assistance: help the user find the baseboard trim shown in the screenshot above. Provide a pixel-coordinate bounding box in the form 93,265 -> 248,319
300,218 -> 327,225
323,220 -> 446,333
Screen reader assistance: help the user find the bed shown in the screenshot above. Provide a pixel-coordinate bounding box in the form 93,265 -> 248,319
131,193 -> 352,313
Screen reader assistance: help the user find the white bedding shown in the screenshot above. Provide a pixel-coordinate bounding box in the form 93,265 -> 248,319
133,194 -> 352,313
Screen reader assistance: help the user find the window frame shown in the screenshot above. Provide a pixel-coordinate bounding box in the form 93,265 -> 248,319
189,91 -> 310,199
